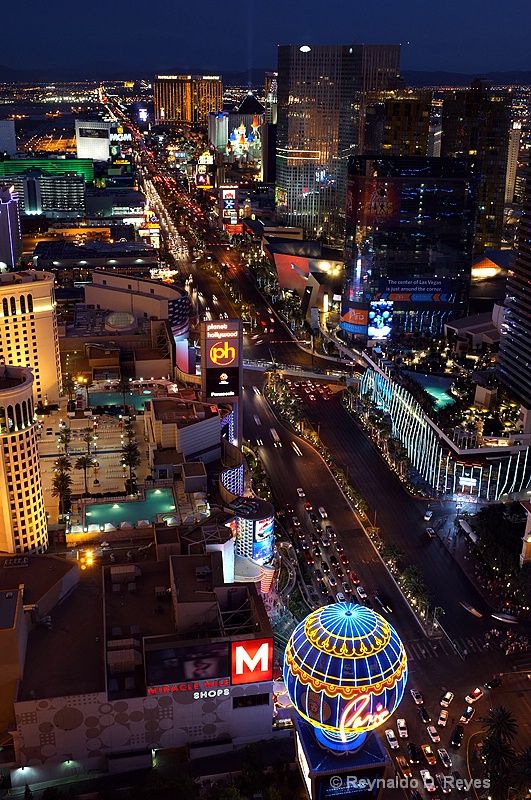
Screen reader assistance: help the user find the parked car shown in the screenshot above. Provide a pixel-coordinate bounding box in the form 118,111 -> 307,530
436,773 -> 451,795
427,725 -> 440,743
410,689 -> 424,705
385,729 -> 399,750
356,585 -> 368,601
396,718 -> 408,738
418,706 -> 431,724
318,506 -> 328,518
407,742 -> 421,764
424,509 -> 433,521
465,687 -> 484,704
421,744 -> 437,765
395,755 -> 412,778
426,527 -> 436,538
440,691 -> 454,707
420,769 -> 436,793
438,749 -> 452,769
296,488 -> 305,497
460,705 -> 475,725
450,725 -> 464,748
437,709 -> 448,727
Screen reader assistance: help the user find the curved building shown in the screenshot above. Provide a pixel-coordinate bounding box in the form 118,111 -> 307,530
0,271 -> 61,404
0,366 -> 48,553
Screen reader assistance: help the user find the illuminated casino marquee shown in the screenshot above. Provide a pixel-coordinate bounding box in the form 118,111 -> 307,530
283,603 -> 407,749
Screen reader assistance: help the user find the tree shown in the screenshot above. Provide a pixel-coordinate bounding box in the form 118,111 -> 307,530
482,706 -> 518,744
57,426 -> 72,455
117,376 -> 131,408
481,735 -> 516,800
80,427 -> 95,455
54,455 -> 72,473
75,455 -> 95,496
513,747 -> 531,796
122,440 -> 141,485
381,542 -> 403,568
62,374 -> 76,401
52,470 -> 72,519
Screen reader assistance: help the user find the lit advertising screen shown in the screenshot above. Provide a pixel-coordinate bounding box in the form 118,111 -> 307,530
79,127 -> 109,139
368,300 -> 393,340
201,320 -> 242,402
221,186 -> 238,230
231,638 -> 273,685
196,165 -> 213,189
252,516 -> 274,564
205,366 -> 240,399
340,303 -> 369,336
145,642 -> 229,687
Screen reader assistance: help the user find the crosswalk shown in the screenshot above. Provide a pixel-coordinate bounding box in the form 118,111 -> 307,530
404,636 -> 487,662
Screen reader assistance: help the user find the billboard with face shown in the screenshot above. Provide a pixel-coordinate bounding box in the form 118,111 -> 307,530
252,515 -> 274,564
145,642 -> 230,687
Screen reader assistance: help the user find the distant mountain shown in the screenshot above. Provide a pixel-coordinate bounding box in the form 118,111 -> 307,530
403,70 -> 531,87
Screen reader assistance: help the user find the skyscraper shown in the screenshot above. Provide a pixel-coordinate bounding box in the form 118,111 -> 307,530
0,184 -> 21,269
75,120 -> 111,161
275,44 -> 400,243
0,120 -> 17,156
363,92 -> 432,157
441,81 -> 511,250
505,122 -> 522,205
498,165 -> 531,413
154,75 -> 223,124
0,366 -> 48,553
341,155 -> 478,341
264,71 -> 278,124
0,271 -> 62,405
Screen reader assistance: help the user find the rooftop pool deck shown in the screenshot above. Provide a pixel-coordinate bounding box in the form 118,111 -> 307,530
405,371 -> 455,410
85,487 -> 176,527
89,390 -> 153,411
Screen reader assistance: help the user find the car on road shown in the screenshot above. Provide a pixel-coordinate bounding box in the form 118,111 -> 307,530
336,592 -> 346,603
325,525 -> 335,537
309,512 -> 320,526
335,541 -> 345,554
321,560 -> 330,574
374,594 -> 393,613
317,581 -> 327,596
436,773 -> 451,794
424,509 -> 433,521
485,676 -> 502,689
420,769 -> 436,793
328,575 -> 337,587
438,749 -> 452,769
427,725 -> 440,743
460,705 -> 475,724
304,500 -> 313,512
341,581 -> 352,595
465,687 -> 484,704
397,718 -> 408,738
304,553 -> 314,567
450,724 -> 464,748
437,709 -> 448,727
440,691 -> 454,707
421,744 -> 437,765
318,506 -> 327,518
291,516 -> 301,528
356,586 -> 368,601
407,742 -> 421,764
329,555 -> 340,568
410,688 -> 424,705
385,729 -> 399,749
253,414 -> 261,426
312,546 -> 321,560
320,535 -> 331,548
418,706 -> 431,723
296,488 -> 305,498
426,527 -> 436,538
395,755 -> 412,778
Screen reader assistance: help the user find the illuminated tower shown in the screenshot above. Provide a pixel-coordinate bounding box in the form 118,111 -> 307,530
283,602 -> 407,799
0,183 -> 21,269
276,44 -> 400,243
0,271 -> 62,404
0,366 -> 48,553
154,75 -> 223,124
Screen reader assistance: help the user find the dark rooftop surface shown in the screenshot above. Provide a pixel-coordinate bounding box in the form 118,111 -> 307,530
0,589 -> 19,630
0,555 -> 76,606
18,571 -> 105,700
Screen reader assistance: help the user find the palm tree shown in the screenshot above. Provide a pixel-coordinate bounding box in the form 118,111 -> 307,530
117,376 -> 131,409
57,426 -> 72,455
75,455 -> 95,496
62,373 -> 76,401
481,735 -> 516,800
52,470 -> 72,519
54,454 -> 72,473
482,706 -> 519,744
513,747 -> 531,796
80,427 -> 95,455
122,440 -> 141,485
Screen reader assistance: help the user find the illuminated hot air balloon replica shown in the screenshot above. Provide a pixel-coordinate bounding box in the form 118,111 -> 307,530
283,602 -> 407,751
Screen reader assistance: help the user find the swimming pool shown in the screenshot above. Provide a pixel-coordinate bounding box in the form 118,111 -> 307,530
89,391 -> 153,411
405,372 -> 455,410
85,487 -> 176,526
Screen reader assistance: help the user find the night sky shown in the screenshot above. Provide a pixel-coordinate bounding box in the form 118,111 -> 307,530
3,0 -> 531,75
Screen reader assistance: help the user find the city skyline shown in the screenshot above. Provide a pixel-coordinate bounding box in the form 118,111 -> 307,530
2,0 -> 531,75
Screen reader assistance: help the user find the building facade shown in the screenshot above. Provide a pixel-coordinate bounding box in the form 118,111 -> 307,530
0,184 -> 21,269
0,120 -> 17,156
75,120 -> 112,161
275,44 -> 400,243
0,366 -> 48,553
505,122 -> 522,205
154,75 -> 223,124
341,155 -> 478,340
0,271 -> 62,404
10,171 -> 85,218
441,82 -> 511,250
363,92 -> 432,157
498,165 -> 531,411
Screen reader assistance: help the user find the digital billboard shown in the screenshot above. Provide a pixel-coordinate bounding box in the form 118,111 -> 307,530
252,515 -> 274,564
145,642 -> 230,688
375,277 -> 463,304
340,304 -> 369,336
368,300 -> 393,340
201,320 -> 242,402
220,185 -> 238,229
